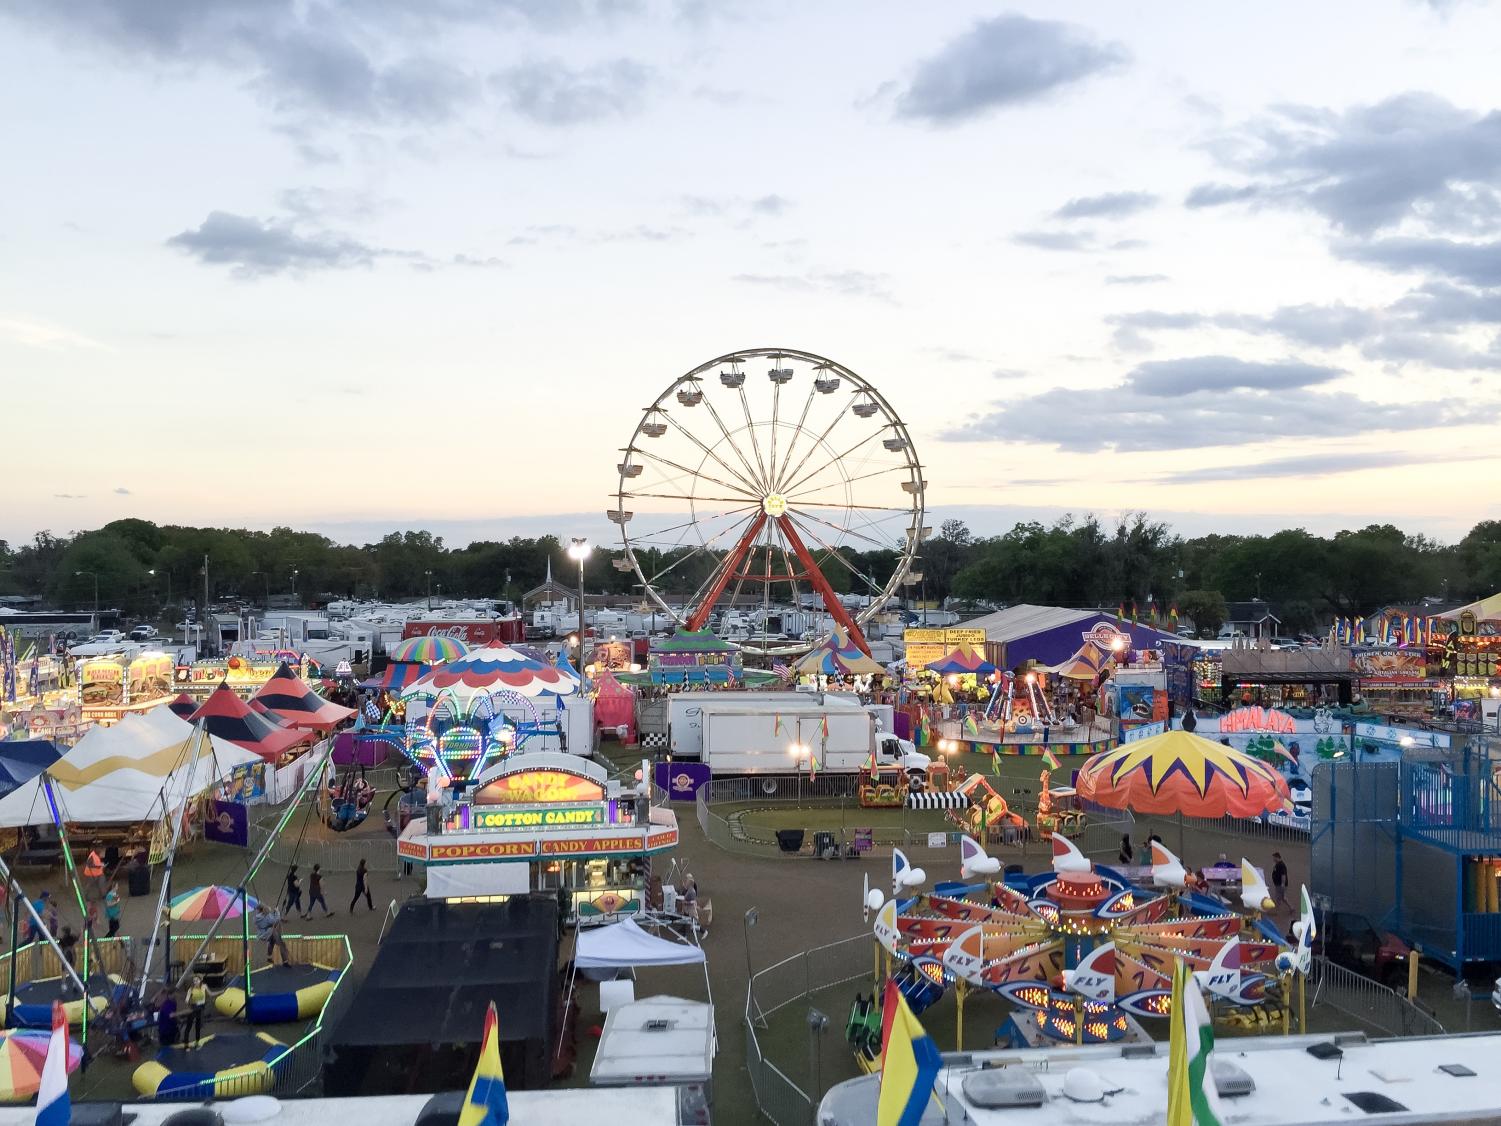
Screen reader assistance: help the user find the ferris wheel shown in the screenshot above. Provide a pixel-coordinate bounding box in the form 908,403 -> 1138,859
611,347 -> 925,657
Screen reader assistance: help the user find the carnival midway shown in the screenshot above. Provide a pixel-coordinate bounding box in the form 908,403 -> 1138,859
0,347 -> 1499,1126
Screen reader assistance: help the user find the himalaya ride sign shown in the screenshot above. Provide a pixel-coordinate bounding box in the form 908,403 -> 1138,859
472,804 -> 606,830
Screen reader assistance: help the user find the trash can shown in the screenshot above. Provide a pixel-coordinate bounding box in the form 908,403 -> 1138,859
128,862 -> 151,898
775,829 -> 805,853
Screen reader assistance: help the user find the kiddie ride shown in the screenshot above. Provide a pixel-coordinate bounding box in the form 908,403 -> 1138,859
857,759 -> 964,808
846,833 -> 1316,1066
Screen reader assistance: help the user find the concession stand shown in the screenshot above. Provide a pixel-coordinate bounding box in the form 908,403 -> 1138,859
396,753 -> 679,926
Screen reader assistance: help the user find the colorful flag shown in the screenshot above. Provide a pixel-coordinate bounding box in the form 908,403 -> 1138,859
1130,601 -> 1139,625
1117,601 -> 1126,622
772,662 -> 792,681
962,712 -> 979,737
1042,747 -> 1060,770
36,1001 -> 70,1126
877,980 -> 942,1126
460,1000 -> 510,1126
1169,604 -> 1179,629
1166,960 -> 1222,1126
773,713 -> 785,737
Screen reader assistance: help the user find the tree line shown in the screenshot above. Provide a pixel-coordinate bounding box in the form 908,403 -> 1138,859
1,515 -> 1497,632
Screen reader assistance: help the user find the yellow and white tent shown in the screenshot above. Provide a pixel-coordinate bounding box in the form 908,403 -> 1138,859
0,707 -> 262,827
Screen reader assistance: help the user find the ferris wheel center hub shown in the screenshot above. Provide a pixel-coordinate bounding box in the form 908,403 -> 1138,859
761,493 -> 788,517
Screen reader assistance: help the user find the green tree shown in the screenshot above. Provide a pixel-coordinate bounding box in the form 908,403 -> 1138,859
1178,589 -> 1228,636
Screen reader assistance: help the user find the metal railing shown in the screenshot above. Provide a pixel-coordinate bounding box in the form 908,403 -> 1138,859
147,932 -> 355,1102
1309,955 -> 1445,1039
745,933 -> 873,1125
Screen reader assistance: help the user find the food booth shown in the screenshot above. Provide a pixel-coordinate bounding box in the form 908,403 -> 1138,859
396,753 -> 679,926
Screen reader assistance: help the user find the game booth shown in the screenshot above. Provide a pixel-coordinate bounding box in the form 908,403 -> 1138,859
396,753 -> 680,926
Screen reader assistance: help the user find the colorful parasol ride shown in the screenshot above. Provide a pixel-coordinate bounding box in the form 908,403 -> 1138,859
1075,729 -> 1293,819
386,636 -> 469,665
0,1028 -> 83,1102
169,885 -> 259,922
794,625 -> 886,679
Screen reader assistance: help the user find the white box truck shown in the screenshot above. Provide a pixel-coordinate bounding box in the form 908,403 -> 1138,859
669,690 -> 876,760
699,707 -> 930,776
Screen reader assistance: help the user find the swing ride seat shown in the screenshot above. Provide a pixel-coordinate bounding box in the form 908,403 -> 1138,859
214,963 -> 342,1024
0,972 -> 120,1028
132,1031 -> 286,1099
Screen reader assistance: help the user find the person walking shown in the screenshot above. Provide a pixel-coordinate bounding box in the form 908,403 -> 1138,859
306,865 -> 332,918
283,866 -> 304,918
349,859 -> 373,913
104,884 -> 122,939
1271,851 -> 1290,909
182,976 -> 209,1048
254,903 -> 290,966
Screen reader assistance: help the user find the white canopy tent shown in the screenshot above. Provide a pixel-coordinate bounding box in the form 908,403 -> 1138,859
0,707 -> 262,827
577,918 -> 707,969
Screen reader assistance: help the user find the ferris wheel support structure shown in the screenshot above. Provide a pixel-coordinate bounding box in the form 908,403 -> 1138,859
615,346 -> 925,658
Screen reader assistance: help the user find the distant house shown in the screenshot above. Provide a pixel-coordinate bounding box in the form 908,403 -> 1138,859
1221,600 -> 1280,641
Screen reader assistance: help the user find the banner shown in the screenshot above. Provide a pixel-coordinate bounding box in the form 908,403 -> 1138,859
402,620 -> 523,646
203,799 -> 249,847
654,760 -> 712,802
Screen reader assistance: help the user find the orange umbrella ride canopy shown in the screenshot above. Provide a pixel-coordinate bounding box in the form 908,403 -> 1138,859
1076,729 -> 1292,818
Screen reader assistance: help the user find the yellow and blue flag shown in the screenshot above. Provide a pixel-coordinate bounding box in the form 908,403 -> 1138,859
878,980 -> 941,1126
460,1001 -> 509,1126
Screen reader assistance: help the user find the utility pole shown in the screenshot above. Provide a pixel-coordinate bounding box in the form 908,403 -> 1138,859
203,553 -> 210,655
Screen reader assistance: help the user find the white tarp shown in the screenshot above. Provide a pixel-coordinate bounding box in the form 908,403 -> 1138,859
576,918 -> 706,969
0,707 -> 262,827
425,862 -> 531,900
591,995 -> 714,1087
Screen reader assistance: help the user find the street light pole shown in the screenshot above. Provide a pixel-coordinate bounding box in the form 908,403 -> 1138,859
290,569 -> 300,605
566,539 -> 592,677
425,570 -> 433,611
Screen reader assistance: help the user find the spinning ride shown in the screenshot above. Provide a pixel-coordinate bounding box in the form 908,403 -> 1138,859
614,348 -> 924,656
864,834 -> 1305,1050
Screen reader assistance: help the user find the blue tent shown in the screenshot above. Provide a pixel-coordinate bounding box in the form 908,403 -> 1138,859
0,740 -> 63,798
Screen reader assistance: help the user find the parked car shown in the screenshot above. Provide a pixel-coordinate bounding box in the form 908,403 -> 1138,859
1313,911 -> 1411,985
128,624 -> 157,641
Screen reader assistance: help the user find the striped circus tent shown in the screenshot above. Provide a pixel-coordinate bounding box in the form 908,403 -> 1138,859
191,683 -> 311,762
405,646 -> 580,701
250,662 -> 355,731
166,693 -> 198,719
1053,640 -> 1114,681
924,644 -> 996,676
794,625 -> 884,678
905,790 -> 970,810
358,662 -> 429,692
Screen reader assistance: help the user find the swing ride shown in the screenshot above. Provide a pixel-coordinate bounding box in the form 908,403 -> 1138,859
613,348 -> 925,657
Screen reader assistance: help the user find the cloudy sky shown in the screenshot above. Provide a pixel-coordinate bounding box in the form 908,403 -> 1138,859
2,0 -> 1500,548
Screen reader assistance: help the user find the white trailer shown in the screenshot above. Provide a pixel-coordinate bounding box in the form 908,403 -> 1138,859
700,708 -> 930,775
668,691 -> 861,760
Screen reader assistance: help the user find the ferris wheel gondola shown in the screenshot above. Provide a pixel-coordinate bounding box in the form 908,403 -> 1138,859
613,347 -> 925,657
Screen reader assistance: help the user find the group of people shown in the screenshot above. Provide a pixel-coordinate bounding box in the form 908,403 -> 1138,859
278,860 -> 374,921
1115,834 -> 1292,908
